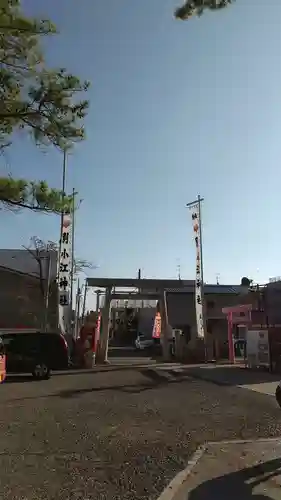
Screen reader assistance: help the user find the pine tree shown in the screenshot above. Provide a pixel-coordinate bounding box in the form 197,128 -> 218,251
0,0 -> 89,212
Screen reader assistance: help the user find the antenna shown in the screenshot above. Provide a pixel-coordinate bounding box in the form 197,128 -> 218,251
177,262 -> 181,280
216,274 -> 220,285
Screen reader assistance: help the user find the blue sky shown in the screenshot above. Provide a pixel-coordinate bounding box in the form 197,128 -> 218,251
1,0 -> 281,295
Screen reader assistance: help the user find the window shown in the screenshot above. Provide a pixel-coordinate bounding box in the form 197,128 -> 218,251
3,335 -> 23,354
207,300 -> 215,309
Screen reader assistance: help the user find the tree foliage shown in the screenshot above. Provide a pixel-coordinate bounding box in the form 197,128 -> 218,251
0,176 -> 74,212
0,0 -> 89,150
241,277 -> 252,287
29,236 -> 96,280
174,0 -> 233,20
0,0 -> 89,214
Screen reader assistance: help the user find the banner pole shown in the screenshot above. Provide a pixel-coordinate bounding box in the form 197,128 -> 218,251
186,195 -> 207,362
57,150 -> 67,332
70,188 -> 76,335
59,150 -> 67,259
197,194 -> 207,361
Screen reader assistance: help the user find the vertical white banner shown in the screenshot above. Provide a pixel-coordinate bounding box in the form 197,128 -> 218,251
191,207 -> 204,339
58,213 -> 72,335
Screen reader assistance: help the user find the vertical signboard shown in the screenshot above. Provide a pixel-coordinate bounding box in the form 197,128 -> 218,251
58,213 -> 72,335
246,330 -> 270,368
152,311 -> 161,339
191,208 -> 204,339
94,310 -> 101,352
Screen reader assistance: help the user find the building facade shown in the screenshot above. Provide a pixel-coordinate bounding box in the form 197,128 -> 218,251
0,249 -> 58,331
88,277 -> 249,359
165,284 -> 249,358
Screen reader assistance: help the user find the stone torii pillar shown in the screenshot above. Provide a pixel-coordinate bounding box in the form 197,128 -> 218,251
159,290 -> 171,362
97,286 -> 112,364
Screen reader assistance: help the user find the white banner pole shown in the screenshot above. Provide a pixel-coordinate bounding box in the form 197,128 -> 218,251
186,196 -> 207,361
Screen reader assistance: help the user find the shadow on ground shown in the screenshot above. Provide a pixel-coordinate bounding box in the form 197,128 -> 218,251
58,368 -> 191,399
54,366 -> 140,376
3,367 -> 192,401
186,366 -> 281,387
4,362 -> 161,383
107,347 -> 155,358
187,458 -> 281,500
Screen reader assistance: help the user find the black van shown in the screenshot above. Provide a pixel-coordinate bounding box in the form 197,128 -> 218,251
1,331 -> 70,380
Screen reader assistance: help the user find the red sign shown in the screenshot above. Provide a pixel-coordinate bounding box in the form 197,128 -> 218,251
152,312 -> 161,339
93,310 -> 101,352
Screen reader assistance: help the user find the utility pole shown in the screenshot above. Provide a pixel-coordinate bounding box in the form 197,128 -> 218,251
177,262 -> 181,280
43,244 -> 52,332
186,195 -> 207,361
74,279 -> 81,339
81,280 -> 88,324
137,268 -> 143,309
70,188 -> 76,335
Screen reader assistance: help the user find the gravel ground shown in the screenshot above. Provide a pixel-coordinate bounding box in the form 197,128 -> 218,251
1,366 -> 281,500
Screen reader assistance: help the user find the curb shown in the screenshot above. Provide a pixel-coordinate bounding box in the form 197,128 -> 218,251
156,444 -> 207,500
156,437 -> 281,500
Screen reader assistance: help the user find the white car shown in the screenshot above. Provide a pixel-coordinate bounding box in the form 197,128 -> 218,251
135,334 -> 154,350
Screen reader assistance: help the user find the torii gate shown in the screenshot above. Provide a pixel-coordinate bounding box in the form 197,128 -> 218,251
86,277 -> 191,363
222,303 -> 252,364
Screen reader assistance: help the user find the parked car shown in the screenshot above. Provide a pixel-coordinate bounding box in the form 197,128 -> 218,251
135,334 -> 154,350
1,331 -> 70,380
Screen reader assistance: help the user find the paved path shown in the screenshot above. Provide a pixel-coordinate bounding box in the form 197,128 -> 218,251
172,439 -> 281,500
240,381 -> 278,396
175,364 -> 280,397
1,365 -> 281,499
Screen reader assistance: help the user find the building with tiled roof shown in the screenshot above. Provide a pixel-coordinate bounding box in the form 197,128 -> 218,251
164,283 -> 249,359
0,249 -> 58,330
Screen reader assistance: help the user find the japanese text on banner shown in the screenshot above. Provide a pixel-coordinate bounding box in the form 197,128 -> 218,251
191,208 -> 204,339
58,213 -> 72,334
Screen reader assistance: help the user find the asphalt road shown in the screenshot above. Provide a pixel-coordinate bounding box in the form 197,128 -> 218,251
1,364 -> 281,500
